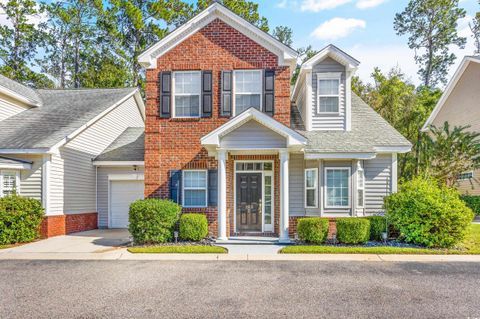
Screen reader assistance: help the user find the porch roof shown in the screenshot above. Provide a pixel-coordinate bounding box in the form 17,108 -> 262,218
0,156 -> 32,170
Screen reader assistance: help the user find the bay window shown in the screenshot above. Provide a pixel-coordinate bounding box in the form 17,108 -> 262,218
318,73 -> 341,113
325,168 -> 350,208
182,170 -> 207,207
173,71 -> 201,118
305,168 -> 318,208
234,70 -> 262,115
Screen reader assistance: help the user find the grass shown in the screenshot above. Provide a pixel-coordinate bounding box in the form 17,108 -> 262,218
280,224 -> 480,255
0,245 -> 12,250
128,245 -> 228,254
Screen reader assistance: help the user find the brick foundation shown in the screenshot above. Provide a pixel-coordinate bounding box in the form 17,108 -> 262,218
40,212 -> 98,238
289,216 -> 338,240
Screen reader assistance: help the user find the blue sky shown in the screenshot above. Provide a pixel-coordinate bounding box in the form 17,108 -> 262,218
257,0 -> 479,86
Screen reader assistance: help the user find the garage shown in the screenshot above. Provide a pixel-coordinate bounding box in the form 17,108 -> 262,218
109,180 -> 144,228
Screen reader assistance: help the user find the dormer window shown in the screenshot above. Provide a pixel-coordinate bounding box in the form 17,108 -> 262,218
234,70 -> 262,115
317,73 -> 341,114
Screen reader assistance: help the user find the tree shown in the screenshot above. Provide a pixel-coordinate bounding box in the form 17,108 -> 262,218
195,0 -> 269,32
394,0 -> 466,88
470,1 -> 480,55
98,0 -> 191,87
0,0 -> 53,88
423,122 -> 480,186
273,25 -> 293,47
291,45 -> 318,84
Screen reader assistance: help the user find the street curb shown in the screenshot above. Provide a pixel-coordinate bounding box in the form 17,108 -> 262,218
1,249 -> 480,262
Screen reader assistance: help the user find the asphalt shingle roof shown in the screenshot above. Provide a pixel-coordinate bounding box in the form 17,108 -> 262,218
0,88 -> 137,150
292,93 -> 412,153
0,74 -> 42,105
95,127 -> 144,162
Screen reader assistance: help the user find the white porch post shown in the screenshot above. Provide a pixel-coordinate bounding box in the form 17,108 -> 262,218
217,149 -> 228,240
279,149 -> 290,243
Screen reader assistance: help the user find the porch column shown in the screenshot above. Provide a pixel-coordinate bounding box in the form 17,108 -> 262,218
217,149 -> 228,240
279,149 -> 290,243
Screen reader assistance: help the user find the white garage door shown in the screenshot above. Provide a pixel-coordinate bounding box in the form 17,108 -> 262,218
110,180 -> 144,228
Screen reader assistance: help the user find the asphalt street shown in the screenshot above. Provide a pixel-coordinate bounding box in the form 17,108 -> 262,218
1,260 -> 479,318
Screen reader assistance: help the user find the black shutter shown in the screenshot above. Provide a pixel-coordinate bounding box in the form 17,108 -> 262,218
160,71 -> 171,118
221,70 -> 232,117
264,69 -> 275,116
169,170 -> 182,204
208,169 -> 218,207
202,71 -> 212,117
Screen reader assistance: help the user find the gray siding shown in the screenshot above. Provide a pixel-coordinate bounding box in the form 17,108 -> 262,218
364,154 -> 392,214
49,95 -> 144,214
97,166 -> 144,228
289,153 -> 305,216
311,57 -> 346,130
220,120 -> 286,149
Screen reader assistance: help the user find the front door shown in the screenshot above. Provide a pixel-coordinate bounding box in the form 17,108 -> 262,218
236,173 -> 262,232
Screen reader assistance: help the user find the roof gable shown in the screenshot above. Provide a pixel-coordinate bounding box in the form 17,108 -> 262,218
0,74 -> 42,107
302,45 -> 360,71
422,56 -> 480,131
138,3 -> 297,69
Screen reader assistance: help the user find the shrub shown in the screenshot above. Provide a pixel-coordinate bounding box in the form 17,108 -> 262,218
179,214 -> 208,241
129,199 -> 181,244
365,216 -> 387,241
336,218 -> 370,244
0,195 -> 44,245
297,218 -> 329,244
385,177 -> 474,248
461,195 -> 480,216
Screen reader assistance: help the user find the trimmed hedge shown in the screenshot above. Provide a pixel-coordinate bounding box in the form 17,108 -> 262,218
297,218 -> 329,244
179,214 -> 209,241
461,195 -> 480,216
385,178 -> 474,248
129,199 -> 181,244
0,195 -> 44,245
365,216 -> 387,241
336,218 -> 370,244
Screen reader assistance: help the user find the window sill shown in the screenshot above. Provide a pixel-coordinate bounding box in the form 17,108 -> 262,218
170,117 -> 202,122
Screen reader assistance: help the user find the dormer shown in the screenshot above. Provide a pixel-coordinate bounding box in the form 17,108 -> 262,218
292,45 -> 360,132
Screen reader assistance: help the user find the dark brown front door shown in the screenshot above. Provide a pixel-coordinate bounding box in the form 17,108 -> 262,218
236,173 -> 262,232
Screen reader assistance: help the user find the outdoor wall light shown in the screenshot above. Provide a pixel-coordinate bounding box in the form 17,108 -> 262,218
174,231 -> 179,243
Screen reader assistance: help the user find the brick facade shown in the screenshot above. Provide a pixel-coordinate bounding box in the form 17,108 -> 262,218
144,19 -> 291,237
40,213 -> 98,238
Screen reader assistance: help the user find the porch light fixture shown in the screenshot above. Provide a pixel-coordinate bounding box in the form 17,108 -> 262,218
174,231 -> 179,243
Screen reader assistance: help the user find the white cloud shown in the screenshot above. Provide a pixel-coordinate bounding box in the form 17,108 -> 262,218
300,0 -> 352,12
356,0 -> 387,9
276,0 -> 288,9
311,18 -> 366,40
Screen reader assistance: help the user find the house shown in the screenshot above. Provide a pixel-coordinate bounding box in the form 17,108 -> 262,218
0,74 -> 145,237
422,56 -> 480,194
138,1 -> 411,242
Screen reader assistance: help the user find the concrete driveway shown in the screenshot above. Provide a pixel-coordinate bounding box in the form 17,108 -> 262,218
3,229 -> 131,254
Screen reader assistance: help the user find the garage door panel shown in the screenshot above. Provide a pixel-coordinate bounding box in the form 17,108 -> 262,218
110,180 -> 144,228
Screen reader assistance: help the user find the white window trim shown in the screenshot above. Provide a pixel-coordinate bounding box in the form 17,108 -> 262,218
172,71 -> 202,119
305,168 -> 318,208
324,167 -> 351,209
233,69 -> 263,116
0,170 -> 20,197
458,171 -> 474,181
317,72 -> 341,115
357,165 -> 365,208
182,169 -> 208,208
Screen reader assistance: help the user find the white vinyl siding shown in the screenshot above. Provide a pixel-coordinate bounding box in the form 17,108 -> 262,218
49,95 -> 144,215
220,120 -> 286,149
233,70 -> 262,115
1,154 -> 42,201
49,153 -> 64,215
311,57 -> 346,130
364,154 -> 392,214
0,93 -> 29,121
172,71 -> 201,118
97,166 -> 144,228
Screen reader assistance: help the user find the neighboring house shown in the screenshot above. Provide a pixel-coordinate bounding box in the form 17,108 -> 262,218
0,74 -> 145,237
138,2 -> 411,242
422,56 -> 480,195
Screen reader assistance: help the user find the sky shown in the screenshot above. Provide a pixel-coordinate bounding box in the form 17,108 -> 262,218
258,0 -> 479,86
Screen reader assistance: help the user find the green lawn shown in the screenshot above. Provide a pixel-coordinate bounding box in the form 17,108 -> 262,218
128,245 -> 228,254
280,224 -> 480,255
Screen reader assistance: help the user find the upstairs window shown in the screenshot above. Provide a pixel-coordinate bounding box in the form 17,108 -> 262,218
318,73 -> 341,114
173,71 -> 201,118
234,70 -> 262,115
